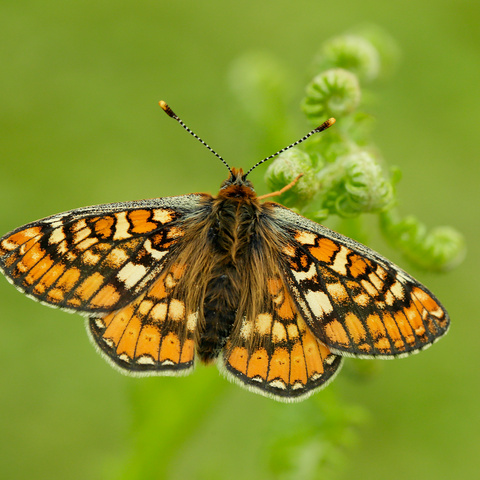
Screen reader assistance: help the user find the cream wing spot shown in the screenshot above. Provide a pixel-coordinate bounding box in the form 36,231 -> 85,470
272,321 -> 287,342
255,313 -> 273,335
75,237 -> 98,251
326,282 -> 349,302
385,290 -> 395,306
82,250 -> 101,265
325,354 -> 336,365
361,279 -> 378,297
390,280 -> 405,300
287,323 -> 299,339
1,238 -> 20,251
292,262 -> 317,282
138,299 -> 154,316
330,246 -> 350,276
368,272 -> 384,291
144,239 -> 168,261
186,312 -> 198,331
354,293 -> 370,307
295,231 -> 317,246
71,219 -> 87,232
375,265 -> 388,280
118,353 -> 131,363
73,227 -> 92,245
150,303 -> 167,322
49,226 -> 65,245
165,273 -> 178,289
94,318 -> 105,329
105,247 -> 129,267
113,212 -> 130,240
47,219 -> 64,228
268,379 -> 287,390
56,241 -> 68,255
152,209 -> 173,224
282,245 -> 296,257
168,299 -> 185,320
240,318 -> 253,339
136,356 -> 155,365
305,290 -> 333,317
117,262 -> 148,289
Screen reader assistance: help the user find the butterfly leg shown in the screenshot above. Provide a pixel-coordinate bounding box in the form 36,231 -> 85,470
258,174 -> 304,200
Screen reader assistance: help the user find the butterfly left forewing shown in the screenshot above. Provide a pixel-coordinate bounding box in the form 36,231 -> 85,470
221,273 -> 342,402
0,195 -> 203,314
270,204 -> 450,359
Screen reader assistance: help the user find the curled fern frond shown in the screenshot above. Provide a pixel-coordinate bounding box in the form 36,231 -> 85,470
302,68 -> 361,124
313,34 -> 381,83
264,148 -> 320,208
326,150 -> 394,216
350,25 -> 401,80
379,210 -> 466,272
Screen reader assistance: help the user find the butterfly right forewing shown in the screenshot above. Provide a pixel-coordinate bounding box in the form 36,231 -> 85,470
270,204 -> 450,359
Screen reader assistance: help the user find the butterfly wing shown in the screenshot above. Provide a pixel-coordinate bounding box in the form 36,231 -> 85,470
221,273 -> 343,402
270,204 -> 450,358
89,261 -> 198,375
0,195 -> 204,313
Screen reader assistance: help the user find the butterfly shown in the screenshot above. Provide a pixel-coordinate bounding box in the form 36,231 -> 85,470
0,101 -> 449,402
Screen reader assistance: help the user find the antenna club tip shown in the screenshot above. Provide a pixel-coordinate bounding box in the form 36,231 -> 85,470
315,117 -> 336,133
158,100 -> 176,118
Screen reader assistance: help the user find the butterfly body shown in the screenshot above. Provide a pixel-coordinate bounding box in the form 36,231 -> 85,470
173,168 -> 289,364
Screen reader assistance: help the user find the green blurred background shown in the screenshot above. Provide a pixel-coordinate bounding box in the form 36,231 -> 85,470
1,1 -> 479,479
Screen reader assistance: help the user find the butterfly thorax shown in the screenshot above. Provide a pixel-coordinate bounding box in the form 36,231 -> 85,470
212,168 -> 260,258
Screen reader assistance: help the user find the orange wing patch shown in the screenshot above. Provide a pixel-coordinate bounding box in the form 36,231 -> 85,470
222,275 -> 342,401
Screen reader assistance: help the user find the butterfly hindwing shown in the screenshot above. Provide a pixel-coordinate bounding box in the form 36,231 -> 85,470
89,261 -> 197,375
221,273 -> 342,402
0,195 -> 203,314
271,204 -> 450,358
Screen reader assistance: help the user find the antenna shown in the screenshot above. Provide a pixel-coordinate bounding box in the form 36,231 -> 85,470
159,101 -> 233,175
244,118 -> 336,178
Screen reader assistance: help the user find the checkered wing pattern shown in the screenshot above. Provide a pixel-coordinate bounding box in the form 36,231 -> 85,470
89,262 -> 197,374
0,195 -> 202,313
222,273 -> 343,401
272,205 -> 450,359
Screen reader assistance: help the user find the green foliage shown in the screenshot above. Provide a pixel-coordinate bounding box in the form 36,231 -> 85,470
261,27 -> 465,272
266,389 -> 366,480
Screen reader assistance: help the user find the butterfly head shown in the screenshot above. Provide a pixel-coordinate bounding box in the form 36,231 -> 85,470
218,168 -> 257,200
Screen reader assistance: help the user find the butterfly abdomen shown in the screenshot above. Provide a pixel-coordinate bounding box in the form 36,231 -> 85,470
197,269 -> 237,362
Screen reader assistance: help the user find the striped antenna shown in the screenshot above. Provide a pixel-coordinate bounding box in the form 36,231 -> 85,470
244,118 -> 336,178
159,101 -> 233,175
